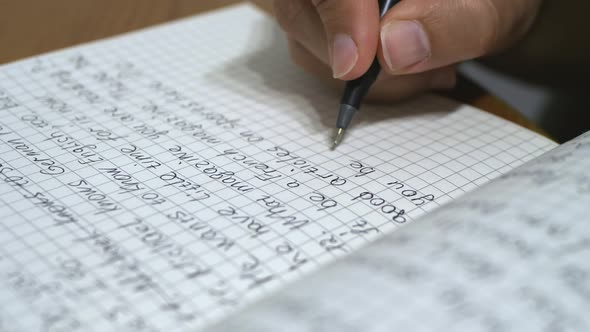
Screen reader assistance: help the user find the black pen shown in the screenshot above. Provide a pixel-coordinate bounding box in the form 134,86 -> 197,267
332,0 -> 400,149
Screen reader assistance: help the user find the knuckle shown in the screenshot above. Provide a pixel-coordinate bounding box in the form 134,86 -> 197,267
310,0 -> 342,27
473,0 -> 501,55
288,40 -> 308,69
274,0 -> 305,33
287,39 -> 331,79
482,0 -> 542,51
311,0 -> 328,9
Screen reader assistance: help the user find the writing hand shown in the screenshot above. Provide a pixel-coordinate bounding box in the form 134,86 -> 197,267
274,0 -> 542,102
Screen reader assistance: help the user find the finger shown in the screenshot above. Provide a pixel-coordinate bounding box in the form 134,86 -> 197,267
274,0 -> 329,63
312,0 -> 380,80
287,37 -> 456,103
377,0 -> 542,74
367,66 -> 456,102
287,37 -> 333,78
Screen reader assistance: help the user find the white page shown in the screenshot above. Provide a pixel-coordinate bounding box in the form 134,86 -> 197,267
212,131 -> 590,332
0,4 -> 556,332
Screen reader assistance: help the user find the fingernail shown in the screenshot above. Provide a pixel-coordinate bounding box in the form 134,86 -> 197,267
381,20 -> 430,72
331,33 -> 358,78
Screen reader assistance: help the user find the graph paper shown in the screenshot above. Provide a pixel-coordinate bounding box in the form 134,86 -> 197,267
0,4 -> 556,332
211,131 -> 590,332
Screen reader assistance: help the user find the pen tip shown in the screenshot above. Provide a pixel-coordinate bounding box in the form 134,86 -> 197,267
332,128 -> 345,150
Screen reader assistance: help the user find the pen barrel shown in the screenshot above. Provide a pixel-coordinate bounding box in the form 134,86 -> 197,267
336,0 -> 400,130
340,58 -> 381,109
379,0 -> 400,17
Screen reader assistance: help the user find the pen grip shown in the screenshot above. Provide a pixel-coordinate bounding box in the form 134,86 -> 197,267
339,59 -> 381,109
339,0 -> 400,112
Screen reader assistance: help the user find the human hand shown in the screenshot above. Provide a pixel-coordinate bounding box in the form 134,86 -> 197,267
273,0 -> 542,102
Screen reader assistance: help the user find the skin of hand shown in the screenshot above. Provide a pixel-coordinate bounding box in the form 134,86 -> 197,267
273,0 -> 542,102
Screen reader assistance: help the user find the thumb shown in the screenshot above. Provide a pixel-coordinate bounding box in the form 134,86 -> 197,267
378,0 -> 542,74
312,0 -> 380,79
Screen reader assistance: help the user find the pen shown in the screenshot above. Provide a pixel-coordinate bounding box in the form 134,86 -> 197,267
332,0 -> 400,149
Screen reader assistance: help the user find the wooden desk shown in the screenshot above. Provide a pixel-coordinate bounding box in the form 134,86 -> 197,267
0,0 -> 542,135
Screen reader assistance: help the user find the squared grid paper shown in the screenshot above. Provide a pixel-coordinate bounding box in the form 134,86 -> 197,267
0,4 -> 557,332
211,132 -> 590,332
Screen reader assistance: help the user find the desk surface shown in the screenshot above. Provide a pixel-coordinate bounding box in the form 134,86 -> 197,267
0,0 -> 543,135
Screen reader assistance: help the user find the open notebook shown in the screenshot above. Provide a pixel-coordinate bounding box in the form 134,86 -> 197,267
0,4 -> 586,332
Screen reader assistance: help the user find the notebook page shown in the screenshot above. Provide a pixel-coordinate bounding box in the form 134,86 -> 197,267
211,131 -> 590,332
0,4 -> 555,332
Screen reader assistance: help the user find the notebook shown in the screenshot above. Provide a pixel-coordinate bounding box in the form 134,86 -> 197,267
0,4 -> 586,332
